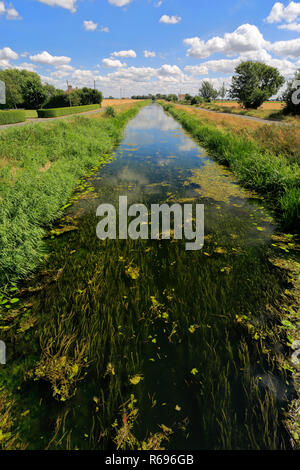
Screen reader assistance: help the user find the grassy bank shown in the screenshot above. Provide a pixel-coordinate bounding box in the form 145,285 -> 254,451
0,102 -> 146,286
160,102 -> 300,230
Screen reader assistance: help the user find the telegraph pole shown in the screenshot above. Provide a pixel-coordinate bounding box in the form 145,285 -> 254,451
66,80 -> 71,107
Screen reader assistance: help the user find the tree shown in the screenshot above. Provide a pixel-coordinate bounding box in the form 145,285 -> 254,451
0,69 -> 24,108
219,82 -> 227,100
282,69 -> 300,115
230,61 -> 285,109
0,69 -> 50,109
199,81 -> 218,102
166,94 -> 178,102
21,74 -> 48,109
76,87 -> 103,105
191,96 -> 205,106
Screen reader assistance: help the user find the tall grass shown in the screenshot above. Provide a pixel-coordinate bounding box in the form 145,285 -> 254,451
0,103 -> 145,286
160,103 -> 300,230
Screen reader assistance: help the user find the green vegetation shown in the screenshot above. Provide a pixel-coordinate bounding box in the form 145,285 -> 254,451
0,69 -> 102,111
160,102 -> 299,229
0,69 -> 47,110
44,87 -> 102,109
0,110 -> 26,125
37,103 -> 100,118
24,110 -> 38,119
230,61 -> 285,109
199,81 -> 219,102
104,106 -> 116,118
0,102 -> 145,286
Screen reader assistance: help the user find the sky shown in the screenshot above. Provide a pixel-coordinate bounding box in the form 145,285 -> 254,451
1,0 -> 300,97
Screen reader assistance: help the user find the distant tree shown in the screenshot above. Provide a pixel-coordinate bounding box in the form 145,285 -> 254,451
166,94 -> 178,102
199,81 -> 219,102
21,74 -> 48,109
230,61 -> 285,109
191,96 -> 205,106
77,87 -> 102,105
219,82 -> 227,100
282,69 -> 300,115
184,94 -> 193,103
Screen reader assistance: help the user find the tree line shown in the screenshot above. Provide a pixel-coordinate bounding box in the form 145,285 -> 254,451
0,69 -> 102,110
160,61 -> 300,114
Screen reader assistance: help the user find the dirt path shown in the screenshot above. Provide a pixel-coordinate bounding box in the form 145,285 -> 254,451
195,106 -> 290,126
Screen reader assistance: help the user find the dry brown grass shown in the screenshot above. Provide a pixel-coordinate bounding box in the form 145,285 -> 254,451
173,103 -> 300,164
216,100 -> 283,111
102,99 -> 140,108
175,104 -> 266,131
195,100 -> 300,123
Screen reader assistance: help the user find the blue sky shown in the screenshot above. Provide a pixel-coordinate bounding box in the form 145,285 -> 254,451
1,0 -> 300,96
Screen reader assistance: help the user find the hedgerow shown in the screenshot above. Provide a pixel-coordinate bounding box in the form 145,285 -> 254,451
0,110 -> 26,125
37,104 -> 100,118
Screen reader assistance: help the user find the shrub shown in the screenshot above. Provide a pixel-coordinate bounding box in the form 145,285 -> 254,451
0,110 -> 26,125
104,106 -> 116,118
37,104 -> 100,118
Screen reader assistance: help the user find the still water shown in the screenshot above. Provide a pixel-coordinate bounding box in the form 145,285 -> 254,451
16,104 -> 292,449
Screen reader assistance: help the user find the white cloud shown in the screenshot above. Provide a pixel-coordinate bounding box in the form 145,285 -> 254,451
100,26 -> 109,32
30,51 -> 71,66
0,2 -> 21,20
157,64 -> 183,78
108,0 -> 132,6
102,58 -> 127,67
278,21 -> 300,32
83,20 -> 98,31
15,62 -> 37,72
270,37 -> 300,58
184,65 -> 209,76
266,1 -> 300,23
144,50 -> 156,58
55,64 -> 74,71
159,15 -> 181,24
0,46 -> 18,60
6,5 -> 21,20
35,0 -> 77,12
184,24 -> 268,59
112,49 -> 136,58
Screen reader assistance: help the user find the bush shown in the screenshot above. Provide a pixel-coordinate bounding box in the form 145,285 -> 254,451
37,104 -> 100,118
104,106 -> 116,118
0,110 -> 26,125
